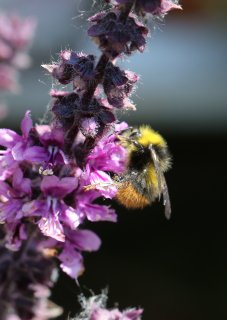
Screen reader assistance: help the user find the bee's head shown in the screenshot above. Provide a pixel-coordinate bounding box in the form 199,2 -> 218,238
118,125 -> 171,170
118,125 -> 166,150
137,125 -> 171,171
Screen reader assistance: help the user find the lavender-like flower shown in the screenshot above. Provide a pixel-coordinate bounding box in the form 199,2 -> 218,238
0,0 -> 181,318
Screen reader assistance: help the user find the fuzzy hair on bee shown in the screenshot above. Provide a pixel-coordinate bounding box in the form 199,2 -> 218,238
115,125 -> 172,219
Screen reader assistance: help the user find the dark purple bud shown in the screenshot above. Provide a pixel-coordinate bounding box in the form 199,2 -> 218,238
103,62 -> 139,108
43,51 -> 96,86
51,92 -> 80,119
88,10 -> 148,59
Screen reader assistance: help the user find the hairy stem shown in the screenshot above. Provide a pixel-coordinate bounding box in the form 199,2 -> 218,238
66,1 -> 135,156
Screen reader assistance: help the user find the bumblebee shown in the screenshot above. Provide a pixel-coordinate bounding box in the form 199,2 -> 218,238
115,125 -> 172,219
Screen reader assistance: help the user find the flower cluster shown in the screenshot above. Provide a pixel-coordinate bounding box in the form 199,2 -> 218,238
73,292 -> 143,320
0,0 -> 181,318
0,12 -> 36,92
0,111 -> 126,278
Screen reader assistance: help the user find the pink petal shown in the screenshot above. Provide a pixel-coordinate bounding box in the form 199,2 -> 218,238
38,213 -> 65,242
0,129 -> 20,148
85,203 -> 117,222
12,168 -> 31,195
41,176 -> 78,199
67,229 -> 101,252
11,142 -> 26,161
89,170 -> 117,198
160,0 -> 182,14
0,181 -> 11,198
62,206 -> 80,229
21,110 -> 33,138
23,146 -> 49,162
59,244 -> 84,278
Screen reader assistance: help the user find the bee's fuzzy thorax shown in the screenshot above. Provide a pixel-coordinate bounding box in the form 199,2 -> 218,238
137,125 -> 167,148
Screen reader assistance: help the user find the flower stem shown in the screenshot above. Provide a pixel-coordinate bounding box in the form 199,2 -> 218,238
81,53 -> 109,109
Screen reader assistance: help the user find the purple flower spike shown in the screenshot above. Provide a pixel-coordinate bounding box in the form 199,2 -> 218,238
0,0 -> 180,316
88,10 -> 148,58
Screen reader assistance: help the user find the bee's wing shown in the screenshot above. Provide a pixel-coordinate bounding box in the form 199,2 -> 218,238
149,145 -> 171,219
149,146 -> 162,199
161,174 -> 171,219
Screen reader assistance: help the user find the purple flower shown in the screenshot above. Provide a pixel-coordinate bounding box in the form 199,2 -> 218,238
76,188 -> 117,222
38,228 -> 101,279
87,123 -> 127,173
88,10 -> 148,58
0,13 -> 36,50
58,243 -> 84,278
0,168 -> 31,223
4,222 -> 27,251
0,111 -> 48,180
35,124 -> 68,174
74,124 -> 128,223
59,229 -> 101,278
23,176 -> 79,242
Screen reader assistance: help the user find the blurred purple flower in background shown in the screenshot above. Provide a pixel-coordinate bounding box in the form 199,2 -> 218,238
0,12 -> 36,92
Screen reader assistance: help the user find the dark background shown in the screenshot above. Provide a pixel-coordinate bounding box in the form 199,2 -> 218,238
0,1 -> 227,319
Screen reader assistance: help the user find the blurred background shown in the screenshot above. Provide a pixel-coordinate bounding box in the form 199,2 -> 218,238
0,0 -> 227,319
